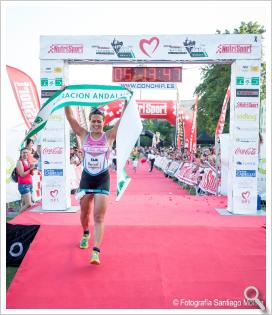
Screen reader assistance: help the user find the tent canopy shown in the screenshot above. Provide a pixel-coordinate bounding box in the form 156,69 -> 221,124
197,130 -> 214,145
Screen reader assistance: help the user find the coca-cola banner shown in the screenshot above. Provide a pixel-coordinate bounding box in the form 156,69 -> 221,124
40,34 -> 261,61
6,65 -> 40,129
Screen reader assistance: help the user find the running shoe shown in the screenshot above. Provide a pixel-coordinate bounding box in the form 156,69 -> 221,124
90,250 -> 100,265
79,234 -> 90,249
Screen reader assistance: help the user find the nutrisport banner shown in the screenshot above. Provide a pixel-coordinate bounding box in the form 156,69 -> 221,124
102,100 -> 176,126
40,34 -> 261,61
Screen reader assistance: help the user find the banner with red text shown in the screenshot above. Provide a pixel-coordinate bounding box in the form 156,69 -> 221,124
198,167 -> 220,195
189,96 -> 198,155
174,162 -> 200,186
102,100 -> 177,125
6,65 -> 40,129
40,35 -> 261,61
180,108 -> 193,149
215,85 -> 231,142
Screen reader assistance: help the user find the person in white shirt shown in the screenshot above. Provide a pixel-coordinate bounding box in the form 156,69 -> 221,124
147,150 -> 156,172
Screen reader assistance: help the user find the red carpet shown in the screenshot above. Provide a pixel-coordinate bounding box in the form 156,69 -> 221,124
6,162 -> 266,309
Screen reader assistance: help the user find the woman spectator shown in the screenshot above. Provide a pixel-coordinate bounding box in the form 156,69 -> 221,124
16,148 -> 35,212
25,138 -> 37,166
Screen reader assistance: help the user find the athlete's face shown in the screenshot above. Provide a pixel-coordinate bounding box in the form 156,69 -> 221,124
90,114 -> 104,133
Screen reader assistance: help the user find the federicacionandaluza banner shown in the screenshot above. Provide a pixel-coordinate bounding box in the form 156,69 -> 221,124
22,84 -> 137,200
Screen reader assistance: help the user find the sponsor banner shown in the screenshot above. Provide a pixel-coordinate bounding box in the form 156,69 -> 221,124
42,182 -> 67,210
40,34 -> 261,61
236,88 -> 259,97
232,187 -> 258,215
235,112 -> 258,123
233,146 -> 258,159
102,100 -> 176,126
41,78 -> 63,89
44,169 -> 64,177
237,64 -> 260,73
41,90 -> 58,98
41,143 -> 66,175
229,59 -> 260,214
165,161 -> 180,177
42,145 -> 65,157
40,63 -> 64,75
198,167 -> 219,195
137,100 -> 176,124
235,170 -> 256,177
6,65 -> 40,129
40,60 -> 65,91
234,130 -> 258,144
120,82 -> 176,89
235,160 -> 257,168
174,162 -> 200,186
42,136 -> 64,143
46,112 -> 65,129
235,99 -> 259,109
43,160 -> 64,166
235,76 -> 260,86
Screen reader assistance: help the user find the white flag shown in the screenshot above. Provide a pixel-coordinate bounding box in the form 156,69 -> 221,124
116,96 -> 143,201
22,84 -> 132,144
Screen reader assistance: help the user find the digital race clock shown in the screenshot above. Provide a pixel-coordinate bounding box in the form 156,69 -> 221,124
112,67 -> 182,82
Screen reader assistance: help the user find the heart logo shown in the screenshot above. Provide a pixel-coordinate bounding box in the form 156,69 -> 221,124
50,189 -> 59,198
241,191 -> 250,201
139,37 -> 159,57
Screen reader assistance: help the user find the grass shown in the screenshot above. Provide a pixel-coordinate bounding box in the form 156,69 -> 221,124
6,267 -> 18,290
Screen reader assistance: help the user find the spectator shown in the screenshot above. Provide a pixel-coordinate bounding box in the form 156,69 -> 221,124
16,148 -> 35,212
25,138 -> 38,166
34,144 -> 42,171
148,150 -> 156,172
111,148 -> 117,171
181,147 -> 191,162
70,147 -> 81,166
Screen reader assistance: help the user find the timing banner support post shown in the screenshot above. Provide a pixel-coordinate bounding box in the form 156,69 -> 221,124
40,59 -> 71,210
39,34 -> 261,213
227,60 -> 261,214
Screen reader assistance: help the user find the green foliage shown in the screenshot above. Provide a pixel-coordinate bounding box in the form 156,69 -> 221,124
70,130 -> 78,148
142,119 -> 175,146
6,267 -> 18,290
195,64 -> 231,135
195,21 -> 266,137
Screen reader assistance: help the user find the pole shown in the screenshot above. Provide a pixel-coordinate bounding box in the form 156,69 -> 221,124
215,138 -> 219,196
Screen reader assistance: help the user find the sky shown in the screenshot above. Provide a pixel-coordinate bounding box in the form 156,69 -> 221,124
1,0 -> 270,129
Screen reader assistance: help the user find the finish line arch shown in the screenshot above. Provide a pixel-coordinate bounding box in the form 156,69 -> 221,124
40,34 -> 261,215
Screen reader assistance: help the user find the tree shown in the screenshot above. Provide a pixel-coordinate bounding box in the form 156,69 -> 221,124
142,119 -> 175,147
194,21 -> 266,136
